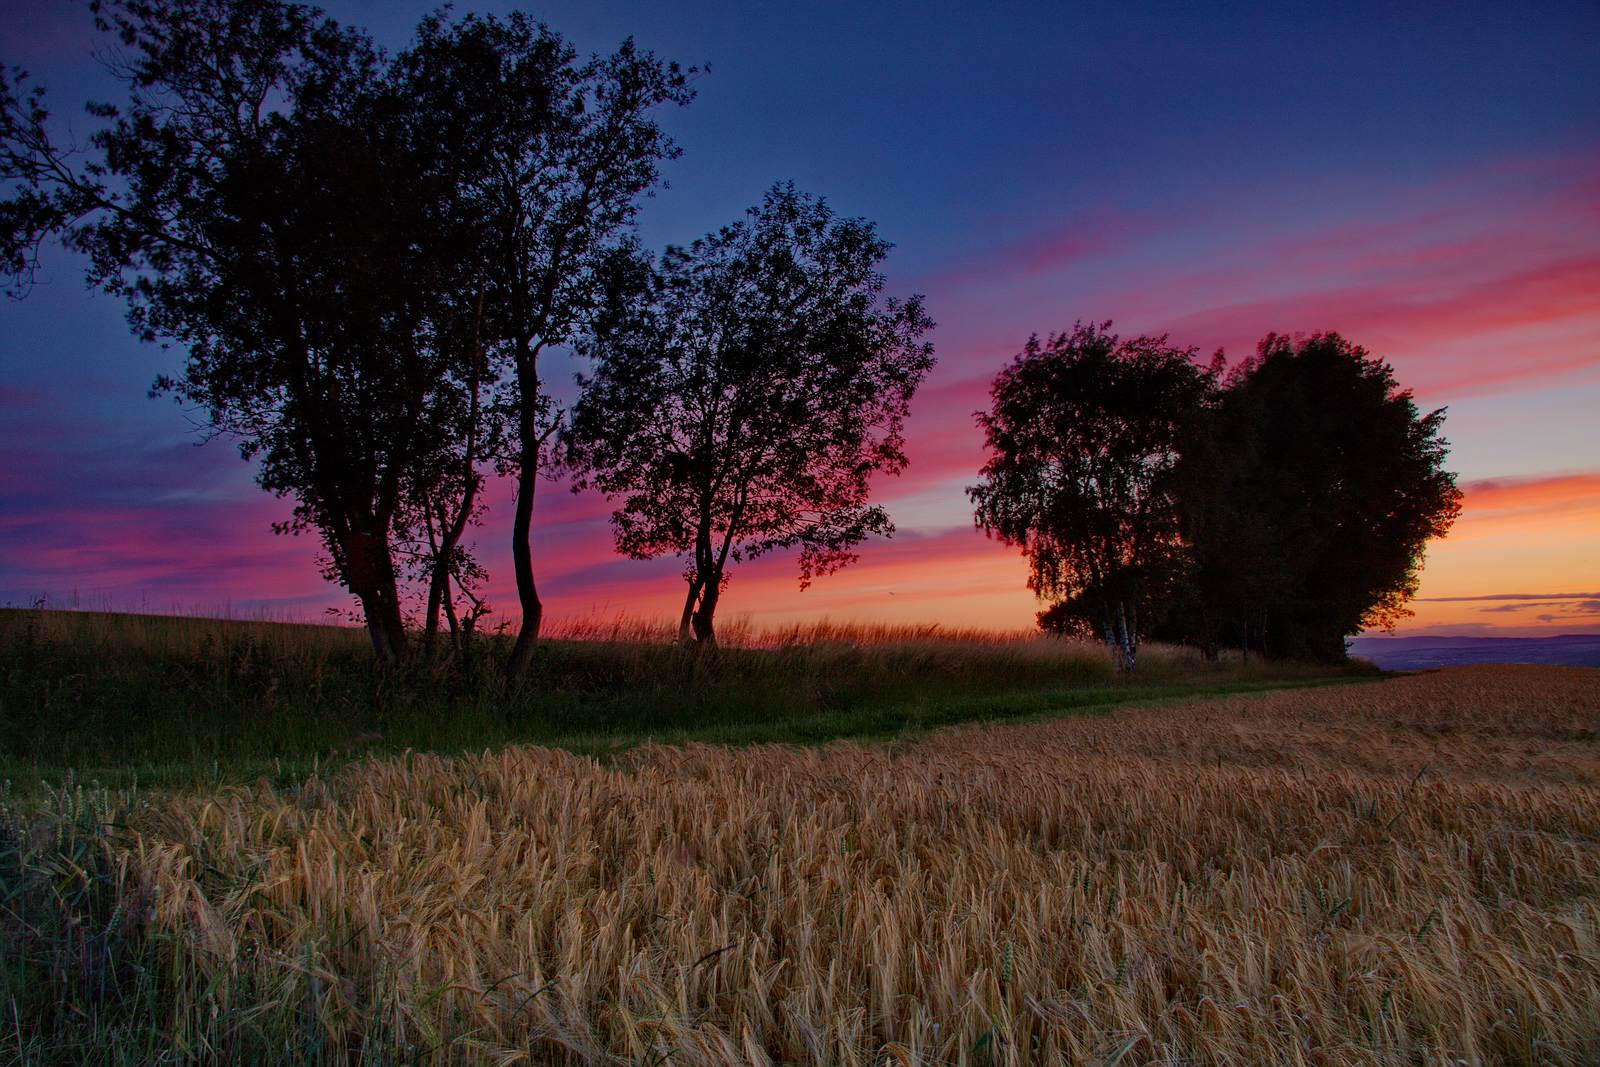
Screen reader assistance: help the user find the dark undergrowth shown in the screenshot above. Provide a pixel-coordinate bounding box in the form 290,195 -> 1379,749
0,608 -> 1369,795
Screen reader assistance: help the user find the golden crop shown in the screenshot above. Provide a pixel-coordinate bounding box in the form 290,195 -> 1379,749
120,665 -> 1599,1064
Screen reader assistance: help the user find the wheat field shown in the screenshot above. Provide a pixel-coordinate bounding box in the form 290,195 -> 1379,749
94,665 -> 1600,1064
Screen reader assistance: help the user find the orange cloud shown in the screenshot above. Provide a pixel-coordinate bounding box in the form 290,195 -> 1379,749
1456,472 -> 1600,521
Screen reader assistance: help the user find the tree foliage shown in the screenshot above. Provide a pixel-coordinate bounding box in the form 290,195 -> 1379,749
1,0 -> 509,660
1170,332 -> 1463,661
397,12 -> 693,678
970,323 -> 1214,670
565,184 -> 935,645
982,323 -> 1464,666
1,2 -> 690,665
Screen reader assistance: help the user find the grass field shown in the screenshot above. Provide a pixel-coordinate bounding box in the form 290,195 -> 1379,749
0,608 -> 1349,793
3,613 -> 1596,1064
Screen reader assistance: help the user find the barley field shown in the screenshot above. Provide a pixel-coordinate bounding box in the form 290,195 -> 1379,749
13,663 -> 1595,1065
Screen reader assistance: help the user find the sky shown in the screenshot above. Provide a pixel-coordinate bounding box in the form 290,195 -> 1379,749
1,0 -> 1597,637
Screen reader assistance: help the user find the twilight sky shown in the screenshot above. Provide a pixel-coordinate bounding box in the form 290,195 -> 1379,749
2,1 -> 1597,636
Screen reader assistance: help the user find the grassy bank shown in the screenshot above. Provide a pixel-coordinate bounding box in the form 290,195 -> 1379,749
0,608 -> 1361,793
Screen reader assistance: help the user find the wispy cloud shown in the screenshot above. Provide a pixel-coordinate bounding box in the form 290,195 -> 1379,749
932,154 -> 1600,400
1420,591 -> 1600,602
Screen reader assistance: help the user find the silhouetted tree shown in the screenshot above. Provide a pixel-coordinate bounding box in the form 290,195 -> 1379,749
397,13 -> 693,680
1178,332 -> 1463,661
1,3 -> 688,668
565,184 -> 936,646
400,287 -> 504,656
970,323 -> 1213,671
0,0 -> 502,660
1161,357 -> 1279,661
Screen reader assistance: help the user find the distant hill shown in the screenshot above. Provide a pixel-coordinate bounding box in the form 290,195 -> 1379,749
1350,634 -> 1600,670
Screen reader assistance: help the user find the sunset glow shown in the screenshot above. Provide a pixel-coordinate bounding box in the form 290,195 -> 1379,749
1,2 -> 1596,638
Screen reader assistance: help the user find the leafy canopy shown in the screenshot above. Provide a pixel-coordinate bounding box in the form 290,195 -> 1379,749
970,323 -> 1213,605
1190,332 -> 1464,659
0,0 -> 504,657
565,183 -> 935,631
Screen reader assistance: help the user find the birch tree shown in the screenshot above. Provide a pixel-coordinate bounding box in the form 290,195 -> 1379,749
969,323 -> 1212,671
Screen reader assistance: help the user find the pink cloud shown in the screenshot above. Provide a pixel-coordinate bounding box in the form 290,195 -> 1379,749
1155,254 -> 1600,393
1457,471 -> 1600,518
925,153 -> 1600,400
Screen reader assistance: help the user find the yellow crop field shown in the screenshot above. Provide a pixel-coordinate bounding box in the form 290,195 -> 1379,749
110,665 -> 1599,1064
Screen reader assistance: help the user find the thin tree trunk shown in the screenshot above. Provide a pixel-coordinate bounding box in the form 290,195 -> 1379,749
507,354 -> 543,681
423,558 -> 447,652
677,575 -> 704,644
689,482 -> 748,651
685,513 -> 718,646
507,445 -> 542,677
450,558 -> 490,680
425,483 -> 479,658
440,569 -> 459,642
1114,600 -> 1131,673
422,502 -> 445,653
1124,600 -> 1138,672
425,296 -> 486,658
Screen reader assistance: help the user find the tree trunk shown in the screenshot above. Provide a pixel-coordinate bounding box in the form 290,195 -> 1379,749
421,497 -> 445,653
428,289 -> 486,660
1113,600 -> 1133,673
342,525 -> 407,663
423,557 -> 446,653
691,568 -> 720,648
359,592 -> 405,662
441,571 -> 460,642
1102,609 -> 1120,671
507,368 -> 543,682
1123,600 -> 1138,672
677,575 -> 704,645
423,490 -> 478,658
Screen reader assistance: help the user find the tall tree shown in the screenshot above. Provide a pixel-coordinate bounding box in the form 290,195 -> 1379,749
400,286 -> 504,656
397,13 -> 693,679
0,0 -> 497,660
1182,332 -> 1463,661
970,323 -> 1213,671
565,184 -> 936,646
1161,355 -> 1278,661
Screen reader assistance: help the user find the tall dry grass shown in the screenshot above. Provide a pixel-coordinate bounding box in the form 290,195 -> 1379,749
18,606 -> 1312,796
76,665 -> 1599,1064
10,605 -> 1203,664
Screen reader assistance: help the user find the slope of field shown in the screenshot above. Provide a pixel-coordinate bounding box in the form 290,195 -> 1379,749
11,665 -> 1595,1064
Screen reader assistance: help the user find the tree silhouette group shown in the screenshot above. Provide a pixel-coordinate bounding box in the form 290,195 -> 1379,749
3,2 -> 1461,670
973,325 -> 1463,666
